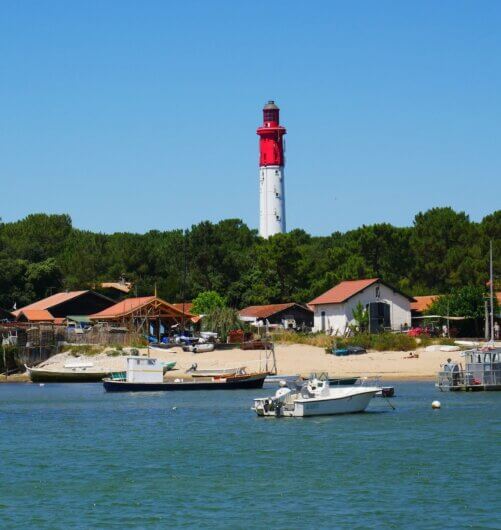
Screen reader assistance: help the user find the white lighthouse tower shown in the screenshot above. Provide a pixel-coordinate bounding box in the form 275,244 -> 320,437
257,101 -> 287,238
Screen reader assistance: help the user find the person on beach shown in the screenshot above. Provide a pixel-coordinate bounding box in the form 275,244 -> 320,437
494,321 -> 500,340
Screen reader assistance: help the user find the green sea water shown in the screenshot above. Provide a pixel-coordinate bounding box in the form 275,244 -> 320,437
0,382 -> 499,529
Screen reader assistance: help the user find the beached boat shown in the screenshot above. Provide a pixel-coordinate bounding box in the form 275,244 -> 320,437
252,373 -> 380,417
186,364 -> 246,377
102,356 -> 267,392
264,374 -> 301,387
436,347 -> 501,391
148,343 -> 178,353
182,343 -> 215,353
26,364 -> 111,383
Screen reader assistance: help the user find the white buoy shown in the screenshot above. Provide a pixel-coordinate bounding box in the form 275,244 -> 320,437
432,400 -> 441,409
172,406 -> 177,411
39,383 -> 45,387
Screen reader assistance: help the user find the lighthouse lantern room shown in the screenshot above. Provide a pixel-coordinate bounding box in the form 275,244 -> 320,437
257,100 -> 287,238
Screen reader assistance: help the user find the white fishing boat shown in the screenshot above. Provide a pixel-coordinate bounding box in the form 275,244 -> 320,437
186,363 -> 246,377
183,343 -> 215,353
252,373 -> 380,417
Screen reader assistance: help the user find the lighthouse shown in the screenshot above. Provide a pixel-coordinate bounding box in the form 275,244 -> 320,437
257,100 -> 287,238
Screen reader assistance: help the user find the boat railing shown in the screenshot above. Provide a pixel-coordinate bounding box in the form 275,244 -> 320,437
436,368 -> 501,390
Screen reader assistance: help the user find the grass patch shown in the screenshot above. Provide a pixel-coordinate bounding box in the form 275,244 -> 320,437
272,330 -> 418,351
62,345 -> 101,357
271,331 -> 335,349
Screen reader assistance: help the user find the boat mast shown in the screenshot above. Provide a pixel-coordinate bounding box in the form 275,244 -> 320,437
489,240 -> 494,344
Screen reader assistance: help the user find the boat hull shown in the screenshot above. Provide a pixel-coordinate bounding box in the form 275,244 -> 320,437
27,367 -> 110,383
103,374 -> 266,392
295,390 -> 376,416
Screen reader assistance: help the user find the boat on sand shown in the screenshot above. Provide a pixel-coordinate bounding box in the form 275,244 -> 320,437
26,364 -> 111,383
186,363 -> 246,377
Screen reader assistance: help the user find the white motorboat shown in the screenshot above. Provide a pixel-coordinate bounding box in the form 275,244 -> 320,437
252,374 -> 380,417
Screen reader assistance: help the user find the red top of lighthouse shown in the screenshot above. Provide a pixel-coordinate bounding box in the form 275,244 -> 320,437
257,100 -> 286,167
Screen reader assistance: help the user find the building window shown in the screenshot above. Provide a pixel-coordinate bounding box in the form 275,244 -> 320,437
375,286 -> 380,298
321,311 -> 326,332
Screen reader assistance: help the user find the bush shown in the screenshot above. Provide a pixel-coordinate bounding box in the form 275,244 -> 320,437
271,331 -> 335,349
62,345 -> 101,356
0,345 -> 18,373
106,349 -> 122,357
274,331 -> 417,351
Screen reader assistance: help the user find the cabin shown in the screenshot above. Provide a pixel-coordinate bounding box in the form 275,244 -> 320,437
239,303 -> 314,330
309,278 -> 414,335
13,291 -> 115,323
89,296 -> 195,338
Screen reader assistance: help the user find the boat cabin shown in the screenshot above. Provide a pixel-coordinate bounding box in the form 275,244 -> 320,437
126,356 -> 164,383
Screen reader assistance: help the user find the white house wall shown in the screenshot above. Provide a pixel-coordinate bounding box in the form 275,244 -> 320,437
313,282 -> 412,335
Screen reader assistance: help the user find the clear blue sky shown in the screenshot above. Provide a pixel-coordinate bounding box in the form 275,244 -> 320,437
1,0 -> 500,235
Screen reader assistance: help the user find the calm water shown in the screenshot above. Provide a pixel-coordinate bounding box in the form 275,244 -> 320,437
0,382 -> 499,529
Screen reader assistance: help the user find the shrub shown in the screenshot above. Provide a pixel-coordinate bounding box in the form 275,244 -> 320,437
0,345 -> 18,373
274,331 -> 417,351
62,345 -> 101,356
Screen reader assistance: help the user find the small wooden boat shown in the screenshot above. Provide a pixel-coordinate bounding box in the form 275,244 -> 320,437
329,376 -> 360,386
103,372 -> 267,392
182,343 -> 215,353
264,374 -> 301,387
26,364 -> 111,383
161,361 -> 176,372
148,344 -> 178,352
187,365 -> 246,377
241,340 -> 273,350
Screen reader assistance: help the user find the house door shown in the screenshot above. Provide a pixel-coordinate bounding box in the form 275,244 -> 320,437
367,302 -> 390,332
321,311 -> 326,332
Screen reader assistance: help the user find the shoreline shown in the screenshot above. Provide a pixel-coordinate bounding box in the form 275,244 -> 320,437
1,342 -> 454,384
0,374 -> 437,384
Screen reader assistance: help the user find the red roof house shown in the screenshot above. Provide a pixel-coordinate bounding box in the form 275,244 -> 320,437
309,279 -> 414,335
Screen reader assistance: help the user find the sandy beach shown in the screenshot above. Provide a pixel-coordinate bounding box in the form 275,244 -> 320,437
1,343 -> 469,382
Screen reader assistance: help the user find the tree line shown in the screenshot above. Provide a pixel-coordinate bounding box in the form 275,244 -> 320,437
0,207 -> 499,311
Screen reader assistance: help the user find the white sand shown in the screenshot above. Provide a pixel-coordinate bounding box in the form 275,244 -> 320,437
35,343 -> 465,381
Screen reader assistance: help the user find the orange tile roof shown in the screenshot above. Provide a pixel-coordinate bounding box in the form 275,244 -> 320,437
309,279 -> 380,305
239,303 -> 310,319
17,309 -> 55,322
411,295 -> 439,312
90,296 -> 190,319
13,291 -> 88,316
172,302 -> 194,314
